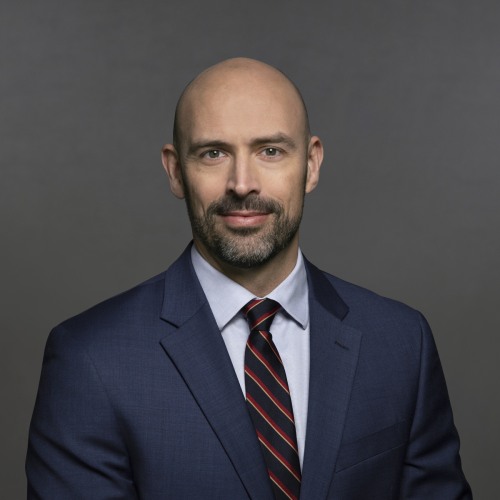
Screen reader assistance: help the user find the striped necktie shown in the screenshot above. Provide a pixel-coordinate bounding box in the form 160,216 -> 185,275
243,298 -> 301,500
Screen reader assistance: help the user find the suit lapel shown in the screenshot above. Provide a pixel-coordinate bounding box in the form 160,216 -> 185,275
158,247 -> 273,500
300,260 -> 362,500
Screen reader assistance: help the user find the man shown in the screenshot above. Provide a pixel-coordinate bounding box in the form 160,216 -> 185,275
27,58 -> 472,499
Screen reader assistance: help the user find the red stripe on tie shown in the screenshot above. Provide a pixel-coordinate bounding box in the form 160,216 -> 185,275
244,298 -> 264,314
257,431 -> 301,483
247,342 -> 290,394
244,366 -> 295,422
246,394 -> 298,452
250,305 -> 281,330
258,330 -> 283,363
268,469 -> 299,500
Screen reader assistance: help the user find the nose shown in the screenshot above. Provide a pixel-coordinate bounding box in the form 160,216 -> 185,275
226,155 -> 260,198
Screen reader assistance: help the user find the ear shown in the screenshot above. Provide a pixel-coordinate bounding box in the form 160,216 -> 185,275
305,135 -> 323,194
162,144 -> 185,199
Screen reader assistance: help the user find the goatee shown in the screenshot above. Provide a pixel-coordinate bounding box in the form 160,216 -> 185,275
185,193 -> 303,268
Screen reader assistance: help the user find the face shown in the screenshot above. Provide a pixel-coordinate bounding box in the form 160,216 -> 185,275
163,68 -> 323,271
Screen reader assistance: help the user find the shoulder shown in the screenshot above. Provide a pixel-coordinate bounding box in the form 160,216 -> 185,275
306,256 -> 422,322
328,272 -> 420,322
310,267 -> 440,401
49,271 -> 167,351
309,263 -> 428,346
45,244 -> 200,354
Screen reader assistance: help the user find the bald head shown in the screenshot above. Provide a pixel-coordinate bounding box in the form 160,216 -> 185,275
162,57 -> 324,278
172,58 -> 310,155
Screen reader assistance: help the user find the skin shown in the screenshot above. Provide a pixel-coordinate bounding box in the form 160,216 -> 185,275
162,58 -> 324,296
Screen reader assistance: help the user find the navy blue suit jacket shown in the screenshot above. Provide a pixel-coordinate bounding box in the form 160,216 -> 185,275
27,246 -> 471,499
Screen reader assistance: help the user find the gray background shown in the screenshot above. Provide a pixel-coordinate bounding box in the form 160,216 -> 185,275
2,0 -> 498,497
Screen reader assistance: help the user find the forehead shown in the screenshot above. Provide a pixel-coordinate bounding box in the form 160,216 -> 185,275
180,70 -> 306,144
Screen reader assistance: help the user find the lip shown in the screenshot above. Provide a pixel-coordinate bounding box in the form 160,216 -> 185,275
219,211 -> 270,228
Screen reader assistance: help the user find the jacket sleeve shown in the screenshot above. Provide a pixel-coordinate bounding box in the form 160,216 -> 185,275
26,325 -> 139,499
399,314 -> 472,499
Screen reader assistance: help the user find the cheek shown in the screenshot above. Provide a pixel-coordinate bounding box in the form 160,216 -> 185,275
185,179 -> 223,214
270,173 -> 306,212
287,192 -> 306,216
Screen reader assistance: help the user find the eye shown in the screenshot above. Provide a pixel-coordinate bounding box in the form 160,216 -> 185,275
261,147 -> 281,158
202,149 -> 226,159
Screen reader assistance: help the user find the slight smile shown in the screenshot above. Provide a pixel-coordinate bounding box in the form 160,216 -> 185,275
219,211 -> 271,228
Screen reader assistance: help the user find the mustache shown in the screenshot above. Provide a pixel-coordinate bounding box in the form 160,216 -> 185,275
207,194 -> 282,216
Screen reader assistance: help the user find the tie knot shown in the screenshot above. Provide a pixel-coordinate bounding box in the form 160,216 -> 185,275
243,298 -> 281,332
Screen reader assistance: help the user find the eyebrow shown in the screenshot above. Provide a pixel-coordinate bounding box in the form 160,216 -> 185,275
186,133 -> 298,156
251,133 -> 298,150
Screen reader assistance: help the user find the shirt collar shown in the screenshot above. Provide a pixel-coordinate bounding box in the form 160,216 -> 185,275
191,245 -> 309,331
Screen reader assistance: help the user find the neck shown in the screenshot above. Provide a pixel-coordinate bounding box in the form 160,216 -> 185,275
194,240 -> 299,297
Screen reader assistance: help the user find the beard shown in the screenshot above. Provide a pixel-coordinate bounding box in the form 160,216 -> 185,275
184,191 -> 304,269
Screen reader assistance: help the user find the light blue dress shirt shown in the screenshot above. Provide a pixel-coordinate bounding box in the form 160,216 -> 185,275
191,245 -> 310,465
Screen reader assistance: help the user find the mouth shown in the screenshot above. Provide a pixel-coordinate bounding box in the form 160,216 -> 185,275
219,210 -> 271,228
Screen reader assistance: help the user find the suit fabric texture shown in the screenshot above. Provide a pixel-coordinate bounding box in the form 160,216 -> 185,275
27,245 -> 472,499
